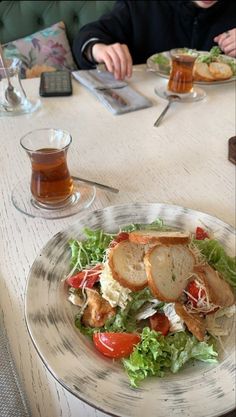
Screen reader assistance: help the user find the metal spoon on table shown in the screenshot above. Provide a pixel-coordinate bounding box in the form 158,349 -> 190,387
0,44 -> 21,107
72,176 -> 119,193
154,94 -> 180,127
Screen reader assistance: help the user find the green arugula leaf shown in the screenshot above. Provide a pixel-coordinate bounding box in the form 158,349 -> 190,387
69,228 -> 115,271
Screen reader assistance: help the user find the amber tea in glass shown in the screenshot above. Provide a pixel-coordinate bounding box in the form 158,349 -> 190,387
168,49 -> 198,94
20,128 -> 73,207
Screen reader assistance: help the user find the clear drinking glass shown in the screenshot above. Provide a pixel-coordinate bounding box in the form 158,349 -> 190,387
20,128 -> 74,208
0,58 -> 39,115
168,48 -> 198,94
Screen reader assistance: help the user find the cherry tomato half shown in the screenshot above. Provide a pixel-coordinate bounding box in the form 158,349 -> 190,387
109,232 -> 129,248
195,227 -> 209,240
93,332 -> 141,359
187,280 -> 218,314
187,280 -> 206,307
66,264 -> 102,289
149,312 -> 170,336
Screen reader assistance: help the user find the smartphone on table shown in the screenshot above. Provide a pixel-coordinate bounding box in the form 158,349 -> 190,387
39,70 -> 72,97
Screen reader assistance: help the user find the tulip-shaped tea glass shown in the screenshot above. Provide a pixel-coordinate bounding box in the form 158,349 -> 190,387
0,58 -> 40,116
168,48 -> 198,94
155,48 -> 206,103
21,128 -> 74,208
11,128 -> 96,219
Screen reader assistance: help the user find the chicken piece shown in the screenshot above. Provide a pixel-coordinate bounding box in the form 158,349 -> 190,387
175,302 -> 206,341
82,288 -> 116,327
194,265 -> 235,307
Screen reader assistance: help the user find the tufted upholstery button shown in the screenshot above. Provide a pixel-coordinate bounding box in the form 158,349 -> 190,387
37,16 -> 44,26
73,14 -> 79,23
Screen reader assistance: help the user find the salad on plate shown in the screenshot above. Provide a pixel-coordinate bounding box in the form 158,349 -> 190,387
147,46 -> 236,83
65,220 -> 236,387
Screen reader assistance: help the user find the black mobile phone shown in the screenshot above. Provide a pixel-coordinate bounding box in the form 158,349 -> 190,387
39,71 -> 72,97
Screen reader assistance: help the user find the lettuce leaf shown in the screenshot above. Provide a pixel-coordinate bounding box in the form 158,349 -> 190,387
104,288 -> 160,333
121,219 -> 171,233
194,239 -> 236,287
197,46 -> 221,64
123,328 -> 218,387
69,228 -> 115,270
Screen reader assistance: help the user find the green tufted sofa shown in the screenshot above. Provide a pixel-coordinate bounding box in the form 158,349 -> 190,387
0,0 -> 114,46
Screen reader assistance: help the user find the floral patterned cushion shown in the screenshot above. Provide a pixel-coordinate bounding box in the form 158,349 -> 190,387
3,21 -> 77,78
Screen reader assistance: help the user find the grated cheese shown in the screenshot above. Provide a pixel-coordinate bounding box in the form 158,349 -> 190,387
99,261 -> 131,309
184,277 -> 219,314
163,303 -> 185,332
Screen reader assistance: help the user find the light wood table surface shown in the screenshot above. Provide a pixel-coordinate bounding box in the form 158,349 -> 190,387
0,65 -> 235,417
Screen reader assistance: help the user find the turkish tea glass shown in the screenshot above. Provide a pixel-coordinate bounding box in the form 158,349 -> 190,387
0,58 -> 40,115
168,48 -> 198,94
20,128 -> 74,209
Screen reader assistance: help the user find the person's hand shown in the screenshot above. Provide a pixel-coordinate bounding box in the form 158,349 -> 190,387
214,28 -> 236,58
92,43 -> 133,80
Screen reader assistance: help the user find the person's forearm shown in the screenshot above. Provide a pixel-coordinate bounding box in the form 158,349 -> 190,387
72,1 -> 132,69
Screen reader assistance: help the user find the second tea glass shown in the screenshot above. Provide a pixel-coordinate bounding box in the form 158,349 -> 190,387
168,48 -> 198,94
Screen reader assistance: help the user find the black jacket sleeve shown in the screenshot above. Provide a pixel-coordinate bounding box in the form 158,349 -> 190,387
73,1 -> 132,69
72,0 -> 236,70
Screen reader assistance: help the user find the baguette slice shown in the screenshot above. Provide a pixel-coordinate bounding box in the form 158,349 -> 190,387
145,244 -> 195,301
108,240 -> 148,291
129,230 -> 190,245
194,264 -> 235,307
209,62 -> 233,80
175,302 -> 206,341
193,62 -> 215,82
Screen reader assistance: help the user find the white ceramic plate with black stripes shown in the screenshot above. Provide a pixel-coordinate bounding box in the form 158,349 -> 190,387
25,203 -> 236,417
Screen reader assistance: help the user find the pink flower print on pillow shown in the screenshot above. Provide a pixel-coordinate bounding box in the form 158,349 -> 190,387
41,40 -> 67,66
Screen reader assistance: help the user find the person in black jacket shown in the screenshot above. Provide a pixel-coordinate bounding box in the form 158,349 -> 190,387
73,0 -> 236,80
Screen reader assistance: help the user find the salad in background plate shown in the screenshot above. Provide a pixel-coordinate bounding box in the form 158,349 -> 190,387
147,46 -> 236,84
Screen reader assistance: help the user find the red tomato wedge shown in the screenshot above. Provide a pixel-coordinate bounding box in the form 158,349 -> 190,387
149,312 -> 170,336
195,227 -> 209,240
93,332 -> 141,359
187,280 -> 206,307
66,265 -> 102,289
187,280 -> 218,314
109,232 -> 129,248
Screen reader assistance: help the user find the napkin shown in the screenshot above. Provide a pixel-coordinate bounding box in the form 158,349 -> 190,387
0,318 -> 31,417
72,69 -> 152,115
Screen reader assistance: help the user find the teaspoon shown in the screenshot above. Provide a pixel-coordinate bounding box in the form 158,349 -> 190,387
0,44 -> 21,107
154,94 -> 180,127
72,176 -> 119,193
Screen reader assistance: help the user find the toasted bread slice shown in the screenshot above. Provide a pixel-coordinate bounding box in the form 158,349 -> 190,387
193,62 -> 215,82
108,240 -> 148,291
175,302 -> 206,341
194,265 -> 235,307
209,62 -> 233,80
145,244 -> 195,302
129,230 -> 190,245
